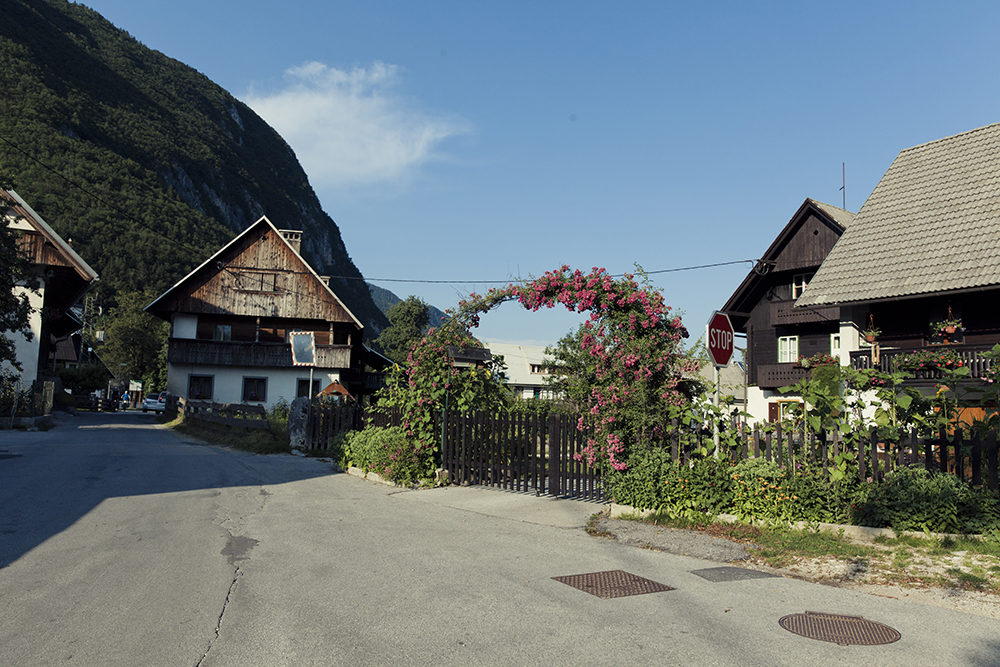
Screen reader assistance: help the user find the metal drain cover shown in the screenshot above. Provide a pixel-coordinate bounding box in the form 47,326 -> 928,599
779,611 -> 901,646
690,566 -> 779,582
552,570 -> 675,599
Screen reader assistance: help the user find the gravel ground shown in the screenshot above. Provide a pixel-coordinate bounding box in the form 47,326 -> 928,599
593,517 -> 754,562
591,517 -> 1000,620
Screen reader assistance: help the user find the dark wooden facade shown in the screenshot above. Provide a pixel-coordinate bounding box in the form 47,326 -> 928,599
722,200 -> 849,390
845,288 -> 1000,386
854,289 -> 1000,352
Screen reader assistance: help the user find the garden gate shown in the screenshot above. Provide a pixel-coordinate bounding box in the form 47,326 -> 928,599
440,411 -> 603,500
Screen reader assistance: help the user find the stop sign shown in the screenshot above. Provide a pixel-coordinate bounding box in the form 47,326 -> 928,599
706,311 -> 735,367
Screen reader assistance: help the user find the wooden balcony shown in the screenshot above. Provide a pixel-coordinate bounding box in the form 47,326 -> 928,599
168,338 -> 352,369
756,363 -> 809,389
770,300 -> 839,326
850,345 -> 997,385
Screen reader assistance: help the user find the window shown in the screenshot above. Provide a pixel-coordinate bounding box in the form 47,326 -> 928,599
235,271 -> 279,292
530,364 -> 549,375
778,336 -> 798,363
830,333 -> 841,356
188,375 -> 213,400
297,378 -> 320,398
242,377 -> 267,403
778,400 -> 800,420
792,273 -> 813,299
215,324 -> 232,341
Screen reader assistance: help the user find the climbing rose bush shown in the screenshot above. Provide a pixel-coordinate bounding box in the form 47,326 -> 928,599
378,266 -> 695,476
376,326 -> 509,480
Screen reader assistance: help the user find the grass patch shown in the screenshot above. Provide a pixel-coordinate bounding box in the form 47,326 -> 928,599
169,418 -> 291,455
610,511 -> 1000,594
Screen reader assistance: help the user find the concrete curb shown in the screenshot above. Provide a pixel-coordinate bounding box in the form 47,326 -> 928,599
607,503 -> 981,543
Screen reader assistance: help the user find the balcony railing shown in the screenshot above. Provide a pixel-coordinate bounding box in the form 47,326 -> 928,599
168,338 -> 352,369
756,363 -> 809,389
770,300 -> 840,326
850,345 -> 997,384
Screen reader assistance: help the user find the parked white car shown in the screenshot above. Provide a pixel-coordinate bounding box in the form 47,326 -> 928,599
141,392 -> 167,413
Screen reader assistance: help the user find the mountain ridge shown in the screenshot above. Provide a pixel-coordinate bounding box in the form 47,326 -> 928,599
0,0 -> 388,335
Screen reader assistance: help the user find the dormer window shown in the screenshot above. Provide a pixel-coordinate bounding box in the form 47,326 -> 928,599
792,273 -> 813,299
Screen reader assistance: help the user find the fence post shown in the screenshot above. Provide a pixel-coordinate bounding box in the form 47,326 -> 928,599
971,431 -> 982,487
988,430 -> 999,491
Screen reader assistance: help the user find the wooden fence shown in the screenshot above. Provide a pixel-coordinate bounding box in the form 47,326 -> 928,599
689,421 -> 1000,490
304,404 -> 1000,493
441,411 -> 603,500
303,405 -> 404,450
178,398 -> 270,431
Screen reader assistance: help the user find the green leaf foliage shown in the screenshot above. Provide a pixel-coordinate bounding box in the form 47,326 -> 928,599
375,296 -> 430,365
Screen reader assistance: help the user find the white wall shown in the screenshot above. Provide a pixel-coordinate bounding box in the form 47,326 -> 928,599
167,363 -> 341,411
1,280 -> 45,390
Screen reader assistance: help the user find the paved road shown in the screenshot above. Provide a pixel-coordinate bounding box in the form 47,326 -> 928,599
2,411 -> 999,666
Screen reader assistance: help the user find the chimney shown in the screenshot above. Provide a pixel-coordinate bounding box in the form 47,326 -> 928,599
279,229 -> 302,254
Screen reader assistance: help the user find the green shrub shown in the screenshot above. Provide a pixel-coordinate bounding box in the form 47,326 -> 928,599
344,426 -> 428,484
731,458 -> 858,525
853,466 -> 1000,534
607,448 -> 734,518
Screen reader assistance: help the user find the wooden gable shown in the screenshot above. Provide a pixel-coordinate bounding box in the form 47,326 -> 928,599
722,199 -> 849,332
147,217 -> 361,328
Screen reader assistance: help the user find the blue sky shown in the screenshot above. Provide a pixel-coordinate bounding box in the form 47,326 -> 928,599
82,1 -> 1000,347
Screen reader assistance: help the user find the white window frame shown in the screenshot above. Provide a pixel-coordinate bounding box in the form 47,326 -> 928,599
778,335 -> 799,363
830,333 -> 841,357
792,273 -> 813,299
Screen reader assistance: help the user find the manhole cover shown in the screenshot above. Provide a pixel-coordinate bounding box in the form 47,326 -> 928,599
690,566 -> 779,582
552,570 -> 675,599
779,611 -> 901,646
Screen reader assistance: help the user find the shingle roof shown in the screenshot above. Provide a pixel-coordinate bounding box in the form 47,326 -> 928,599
797,123 -> 1000,307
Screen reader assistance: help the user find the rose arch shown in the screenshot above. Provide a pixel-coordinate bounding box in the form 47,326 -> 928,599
379,266 -> 696,475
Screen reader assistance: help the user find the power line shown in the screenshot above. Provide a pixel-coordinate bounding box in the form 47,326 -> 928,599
326,259 -> 758,285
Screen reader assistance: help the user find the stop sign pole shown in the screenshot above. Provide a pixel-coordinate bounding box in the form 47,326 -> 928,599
706,311 -> 735,455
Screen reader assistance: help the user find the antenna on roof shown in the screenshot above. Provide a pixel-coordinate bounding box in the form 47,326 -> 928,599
839,162 -> 846,209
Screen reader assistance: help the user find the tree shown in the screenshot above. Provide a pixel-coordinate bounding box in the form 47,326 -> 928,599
95,289 -> 169,392
376,296 -> 430,365
0,183 -> 38,372
544,324 -> 597,411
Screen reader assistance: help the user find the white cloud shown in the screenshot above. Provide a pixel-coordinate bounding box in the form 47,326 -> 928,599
245,61 -> 469,189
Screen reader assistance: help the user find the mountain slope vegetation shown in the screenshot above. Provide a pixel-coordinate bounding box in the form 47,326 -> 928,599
0,0 -> 388,334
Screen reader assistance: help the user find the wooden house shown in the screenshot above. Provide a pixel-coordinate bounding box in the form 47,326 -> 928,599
720,198 -> 854,421
797,123 -> 1000,387
145,216 -> 369,408
2,189 -> 98,391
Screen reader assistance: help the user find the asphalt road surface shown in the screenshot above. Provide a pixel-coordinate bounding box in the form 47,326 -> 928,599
2,411 -> 999,666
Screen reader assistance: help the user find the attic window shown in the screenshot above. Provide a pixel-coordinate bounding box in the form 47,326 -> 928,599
236,271 -> 279,292
530,364 -> 549,374
792,273 -> 813,299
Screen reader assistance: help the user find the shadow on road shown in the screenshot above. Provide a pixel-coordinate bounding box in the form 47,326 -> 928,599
0,410 -> 336,568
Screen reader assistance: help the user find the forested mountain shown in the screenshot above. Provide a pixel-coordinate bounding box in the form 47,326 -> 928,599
0,0 -> 388,335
